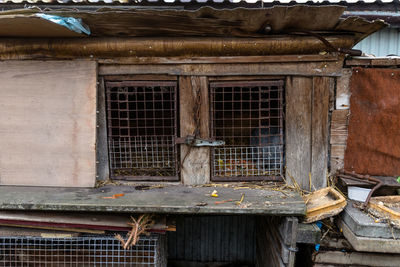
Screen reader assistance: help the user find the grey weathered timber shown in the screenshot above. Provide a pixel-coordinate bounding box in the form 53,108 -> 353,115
285,77 -> 312,189
342,202 -> 400,239
96,78 -> 110,181
99,54 -> 340,65
99,62 -> 343,77
179,76 -> 210,185
311,77 -> 332,189
0,185 -> 305,215
338,219 -> 400,253
256,217 -> 298,267
0,60 -> 97,187
313,251 -> 400,267
297,223 -> 321,244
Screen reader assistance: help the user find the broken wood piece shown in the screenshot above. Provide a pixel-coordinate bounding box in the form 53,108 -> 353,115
102,193 -> 125,199
367,196 -> 400,229
303,187 -> 346,223
115,214 -> 155,249
214,199 -> 233,205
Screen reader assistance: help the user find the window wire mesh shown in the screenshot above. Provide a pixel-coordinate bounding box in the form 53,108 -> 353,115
106,81 -> 178,180
210,81 -> 284,181
0,234 -> 166,267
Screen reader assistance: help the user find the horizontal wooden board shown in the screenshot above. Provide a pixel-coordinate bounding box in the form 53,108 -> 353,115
330,109 -> 349,145
99,62 -> 343,77
0,60 -> 97,187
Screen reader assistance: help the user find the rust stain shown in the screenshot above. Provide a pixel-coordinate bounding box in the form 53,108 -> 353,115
344,68 -> 400,176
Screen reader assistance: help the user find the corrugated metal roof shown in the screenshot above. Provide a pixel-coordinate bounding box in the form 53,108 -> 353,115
0,0 -> 397,4
354,27 -> 400,56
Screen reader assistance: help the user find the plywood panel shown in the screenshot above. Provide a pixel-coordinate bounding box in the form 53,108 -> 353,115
285,76 -> 312,190
179,76 -> 210,185
311,77 -> 332,189
0,60 -> 97,187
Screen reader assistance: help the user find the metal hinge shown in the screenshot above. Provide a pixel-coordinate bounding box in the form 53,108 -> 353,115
175,135 -> 225,147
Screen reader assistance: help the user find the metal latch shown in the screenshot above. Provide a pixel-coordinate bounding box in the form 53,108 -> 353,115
175,135 -> 225,147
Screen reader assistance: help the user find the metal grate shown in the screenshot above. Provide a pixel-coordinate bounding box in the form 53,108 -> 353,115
210,80 -> 284,181
0,234 -> 166,267
106,81 -> 178,181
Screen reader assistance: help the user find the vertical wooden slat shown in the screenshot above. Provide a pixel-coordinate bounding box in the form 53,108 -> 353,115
179,76 -> 210,185
97,77 -> 110,181
285,76 -> 313,190
311,77 -> 332,190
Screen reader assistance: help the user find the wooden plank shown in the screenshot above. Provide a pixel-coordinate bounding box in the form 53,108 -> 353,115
103,74 -> 178,81
311,77 -> 331,189
336,68 -> 352,110
297,223 -> 321,244
98,54 -> 340,65
99,62 -> 343,77
179,76 -> 210,185
0,185 -> 305,215
96,78 -> 109,181
286,76 -> 313,190
330,109 -> 349,146
208,75 -> 285,81
0,60 -> 97,187
331,145 -> 346,159
346,58 -> 400,67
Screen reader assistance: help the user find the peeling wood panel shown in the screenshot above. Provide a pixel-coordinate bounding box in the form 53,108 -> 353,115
285,76 -> 312,190
99,62 -> 343,77
311,77 -> 332,189
179,76 -> 210,185
336,69 -> 352,110
0,60 -> 97,187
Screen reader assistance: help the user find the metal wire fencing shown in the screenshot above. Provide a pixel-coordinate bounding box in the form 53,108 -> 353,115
105,81 -> 178,181
0,234 -> 166,267
210,80 -> 284,181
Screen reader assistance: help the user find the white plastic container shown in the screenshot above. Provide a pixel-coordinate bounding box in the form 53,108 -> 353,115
348,186 -> 371,202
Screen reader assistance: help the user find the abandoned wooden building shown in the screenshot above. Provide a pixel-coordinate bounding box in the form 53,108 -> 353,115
0,2 -> 391,266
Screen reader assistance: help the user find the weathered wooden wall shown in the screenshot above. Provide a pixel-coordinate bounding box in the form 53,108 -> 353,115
100,57 -> 341,188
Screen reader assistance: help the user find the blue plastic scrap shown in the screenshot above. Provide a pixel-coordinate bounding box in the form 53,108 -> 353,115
36,14 -> 91,35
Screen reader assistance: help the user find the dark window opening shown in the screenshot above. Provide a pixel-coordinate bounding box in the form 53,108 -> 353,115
210,81 -> 284,181
105,81 -> 178,181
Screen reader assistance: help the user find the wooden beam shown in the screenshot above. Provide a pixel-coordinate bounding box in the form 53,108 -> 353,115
0,36 -> 354,59
98,54 -> 340,65
311,77 -> 332,189
179,76 -> 210,185
99,62 -> 343,77
286,76 -> 313,190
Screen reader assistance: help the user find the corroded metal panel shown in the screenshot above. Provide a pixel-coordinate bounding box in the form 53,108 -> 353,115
344,68 -> 400,176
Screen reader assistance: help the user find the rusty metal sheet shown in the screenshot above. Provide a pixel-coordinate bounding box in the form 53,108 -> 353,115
344,68 -> 400,176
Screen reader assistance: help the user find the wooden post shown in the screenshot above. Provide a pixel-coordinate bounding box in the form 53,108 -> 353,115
311,77 -> 332,189
285,76 -> 313,190
179,76 -> 210,185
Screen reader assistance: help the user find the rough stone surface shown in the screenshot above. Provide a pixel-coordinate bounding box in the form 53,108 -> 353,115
342,201 -> 400,239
